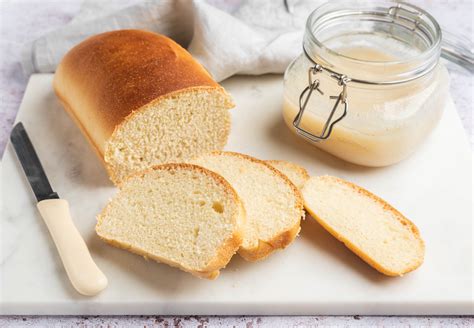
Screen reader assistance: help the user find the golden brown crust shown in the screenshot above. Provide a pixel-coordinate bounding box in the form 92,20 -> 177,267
53,29 -> 233,158
266,160 -> 310,189
96,163 -> 245,280
238,223 -> 301,262
205,151 -> 305,261
303,175 -> 425,276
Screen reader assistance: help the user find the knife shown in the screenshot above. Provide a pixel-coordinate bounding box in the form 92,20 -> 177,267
10,122 -> 107,296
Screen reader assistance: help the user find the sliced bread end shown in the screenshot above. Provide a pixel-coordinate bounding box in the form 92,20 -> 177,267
302,175 -> 425,276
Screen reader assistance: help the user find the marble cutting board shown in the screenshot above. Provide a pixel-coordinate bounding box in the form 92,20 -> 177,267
0,74 -> 472,315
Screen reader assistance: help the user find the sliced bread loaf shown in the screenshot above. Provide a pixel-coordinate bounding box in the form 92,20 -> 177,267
96,163 -> 244,279
54,30 -> 234,185
191,152 -> 304,261
302,175 -> 425,276
266,160 -> 309,189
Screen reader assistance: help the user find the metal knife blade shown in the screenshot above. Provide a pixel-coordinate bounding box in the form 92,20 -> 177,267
10,122 -> 59,202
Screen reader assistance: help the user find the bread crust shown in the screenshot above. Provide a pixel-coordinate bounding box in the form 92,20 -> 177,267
203,151 -> 305,262
53,29 -> 233,161
303,175 -> 425,276
96,163 -> 245,279
238,223 -> 301,262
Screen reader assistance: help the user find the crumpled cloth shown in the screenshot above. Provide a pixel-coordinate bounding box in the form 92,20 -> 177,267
22,0 -> 323,82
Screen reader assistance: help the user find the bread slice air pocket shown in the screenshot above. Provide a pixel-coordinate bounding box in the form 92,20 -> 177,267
191,152 -> 305,262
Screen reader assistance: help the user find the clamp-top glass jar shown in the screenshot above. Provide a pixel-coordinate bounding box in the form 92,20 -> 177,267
283,0 -> 449,166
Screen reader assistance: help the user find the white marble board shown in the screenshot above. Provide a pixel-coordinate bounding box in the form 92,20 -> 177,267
0,74 -> 472,315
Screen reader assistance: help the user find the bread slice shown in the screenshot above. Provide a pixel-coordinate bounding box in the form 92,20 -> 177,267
266,160 -> 309,189
302,175 -> 425,276
96,163 -> 244,279
54,30 -> 234,185
191,152 -> 304,261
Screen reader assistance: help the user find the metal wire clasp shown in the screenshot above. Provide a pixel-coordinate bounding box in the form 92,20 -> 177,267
293,64 -> 350,142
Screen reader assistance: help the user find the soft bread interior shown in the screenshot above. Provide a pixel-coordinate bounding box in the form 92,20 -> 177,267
96,164 -> 242,278
302,176 -> 424,276
191,152 -> 303,254
104,88 -> 233,184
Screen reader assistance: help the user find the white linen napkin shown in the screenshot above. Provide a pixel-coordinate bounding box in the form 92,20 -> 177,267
22,0 -> 323,82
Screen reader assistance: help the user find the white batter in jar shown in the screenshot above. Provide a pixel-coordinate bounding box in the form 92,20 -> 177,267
283,1 -> 450,166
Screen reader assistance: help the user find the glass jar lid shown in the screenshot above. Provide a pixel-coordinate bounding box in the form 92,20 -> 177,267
302,0 -> 442,85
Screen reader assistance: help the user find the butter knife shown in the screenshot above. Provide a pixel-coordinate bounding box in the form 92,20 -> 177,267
10,122 -> 108,296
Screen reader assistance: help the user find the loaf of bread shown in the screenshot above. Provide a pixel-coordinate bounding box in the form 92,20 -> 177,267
191,152 -> 304,261
96,163 -> 244,279
266,160 -> 309,189
54,30 -> 234,185
302,175 -> 425,276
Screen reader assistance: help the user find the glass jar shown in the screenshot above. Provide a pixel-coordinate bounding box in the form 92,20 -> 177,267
283,0 -> 449,167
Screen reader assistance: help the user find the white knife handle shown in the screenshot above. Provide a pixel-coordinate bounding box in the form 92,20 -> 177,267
37,199 -> 108,296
